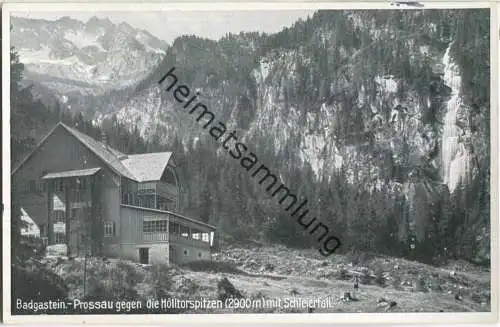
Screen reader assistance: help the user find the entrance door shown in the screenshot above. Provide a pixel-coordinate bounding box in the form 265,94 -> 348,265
139,248 -> 149,264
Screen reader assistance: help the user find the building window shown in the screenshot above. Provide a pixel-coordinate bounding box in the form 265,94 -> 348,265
57,179 -> 64,192
54,232 -> 65,244
138,195 -> 155,209
143,220 -> 168,233
202,233 -> 210,243
191,229 -> 201,240
169,222 -> 180,234
39,224 -> 45,236
180,225 -> 190,238
40,171 -> 48,192
29,180 -> 36,193
104,222 -> 116,237
122,192 -> 129,204
71,208 -> 78,220
52,210 -> 65,223
122,192 -> 133,205
180,225 -> 189,238
76,177 -> 86,190
157,195 -> 173,211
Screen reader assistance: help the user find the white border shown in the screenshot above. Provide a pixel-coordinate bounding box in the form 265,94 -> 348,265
0,1 -> 497,10
2,1 -> 499,325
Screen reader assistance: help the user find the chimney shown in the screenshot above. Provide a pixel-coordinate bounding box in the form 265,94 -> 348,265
101,132 -> 108,146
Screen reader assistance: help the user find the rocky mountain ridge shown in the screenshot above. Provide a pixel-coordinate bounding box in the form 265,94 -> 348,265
95,10 -> 489,255
95,11 -> 484,192
11,15 -> 167,111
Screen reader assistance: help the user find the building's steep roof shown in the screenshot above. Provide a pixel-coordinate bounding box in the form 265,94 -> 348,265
60,124 -> 137,180
12,122 -> 175,183
121,152 -> 173,182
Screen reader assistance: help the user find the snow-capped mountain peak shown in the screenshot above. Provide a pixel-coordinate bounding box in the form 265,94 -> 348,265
11,15 -> 168,105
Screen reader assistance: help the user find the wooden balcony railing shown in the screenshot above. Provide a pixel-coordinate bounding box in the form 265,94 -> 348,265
143,232 -> 169,242
142,232 -> 211,246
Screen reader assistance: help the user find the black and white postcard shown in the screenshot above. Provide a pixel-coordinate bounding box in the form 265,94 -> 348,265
1,1 -> 498,325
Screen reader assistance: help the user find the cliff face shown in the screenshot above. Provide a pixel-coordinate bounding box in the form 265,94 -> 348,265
93,10 -> 488,247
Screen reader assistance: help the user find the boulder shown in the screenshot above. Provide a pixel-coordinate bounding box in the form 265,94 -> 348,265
217,277 -> 243,302
264,263 -> 275,271
385,301 -> 397,312
341,291 -> 353,302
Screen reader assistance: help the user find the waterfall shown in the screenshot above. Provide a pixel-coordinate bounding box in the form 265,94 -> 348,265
441,45 -> 471,193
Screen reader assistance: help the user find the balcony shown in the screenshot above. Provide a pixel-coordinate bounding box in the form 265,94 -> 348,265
156,182 -> 177,198
143,232 -> 169,242
120,204 -> 216,246
121,183 -> 178,211
142,232 -> 211,247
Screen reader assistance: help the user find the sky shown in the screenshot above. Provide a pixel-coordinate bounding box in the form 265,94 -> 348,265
12,11 -> 316,43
